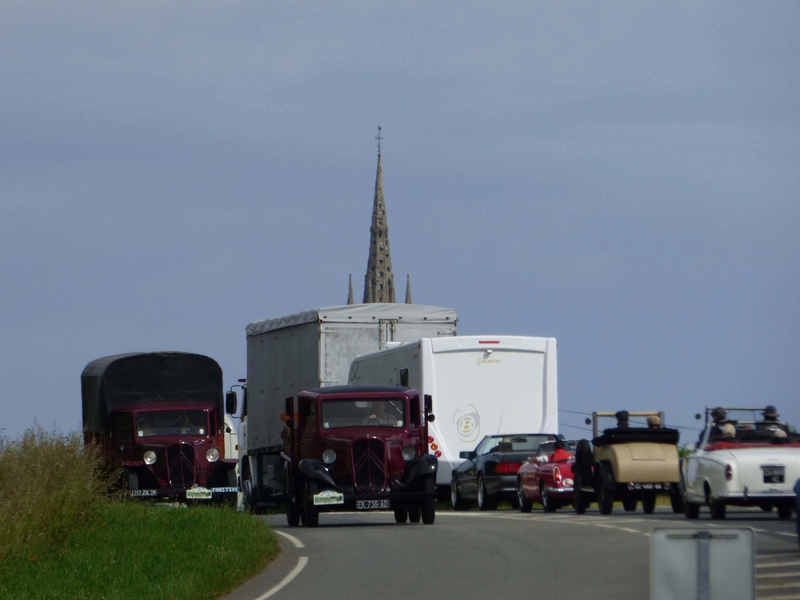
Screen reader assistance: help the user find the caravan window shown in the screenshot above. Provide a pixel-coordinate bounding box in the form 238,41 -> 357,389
400,368 -> 410,387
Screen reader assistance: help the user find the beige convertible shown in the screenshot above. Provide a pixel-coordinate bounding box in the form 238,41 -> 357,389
572,411 -> 684,515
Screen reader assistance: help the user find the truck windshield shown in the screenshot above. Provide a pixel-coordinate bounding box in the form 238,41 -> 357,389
320,398 -> 405,429
136,410 -> 208,438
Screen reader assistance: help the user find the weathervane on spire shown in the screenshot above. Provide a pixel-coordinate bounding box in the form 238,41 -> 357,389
375,125 -> 382,157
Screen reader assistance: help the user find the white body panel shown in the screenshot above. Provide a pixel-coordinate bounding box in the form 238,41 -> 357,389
349,335 -> 558,486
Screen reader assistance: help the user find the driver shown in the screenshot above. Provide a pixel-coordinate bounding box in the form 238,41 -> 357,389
366,401 -> 399,426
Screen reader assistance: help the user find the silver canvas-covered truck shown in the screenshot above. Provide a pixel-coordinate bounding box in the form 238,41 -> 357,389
230,303 -> 458,513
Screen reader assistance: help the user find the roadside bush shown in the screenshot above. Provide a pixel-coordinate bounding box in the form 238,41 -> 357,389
0,425 -> 114,563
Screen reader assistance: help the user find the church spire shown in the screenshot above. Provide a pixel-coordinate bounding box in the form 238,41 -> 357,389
363,126 -> 396,303
405,274 -> 412,304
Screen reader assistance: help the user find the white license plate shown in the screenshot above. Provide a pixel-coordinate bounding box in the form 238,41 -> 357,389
356,499 -> 390,510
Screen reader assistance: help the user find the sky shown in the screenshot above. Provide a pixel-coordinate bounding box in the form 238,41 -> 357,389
2,2 -> 798,445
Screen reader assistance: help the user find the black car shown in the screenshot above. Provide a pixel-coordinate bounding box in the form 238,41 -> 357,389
451,433 -> 560,510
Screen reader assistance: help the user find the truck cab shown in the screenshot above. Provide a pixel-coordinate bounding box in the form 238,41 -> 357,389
283,385 -> 438,526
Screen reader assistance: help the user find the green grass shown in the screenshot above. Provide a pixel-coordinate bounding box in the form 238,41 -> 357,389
0,425 -> 279,600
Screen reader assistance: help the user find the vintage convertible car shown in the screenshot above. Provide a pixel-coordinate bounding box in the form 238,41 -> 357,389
682,407 -> 800,519
451,433 -> 559,510
572,411 -> 684,515
516,440 -> 577,512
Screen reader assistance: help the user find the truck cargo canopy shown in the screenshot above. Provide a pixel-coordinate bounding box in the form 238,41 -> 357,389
81,352 -> 223,433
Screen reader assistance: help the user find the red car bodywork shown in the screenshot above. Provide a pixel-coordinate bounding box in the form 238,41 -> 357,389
517,442 -> 576,512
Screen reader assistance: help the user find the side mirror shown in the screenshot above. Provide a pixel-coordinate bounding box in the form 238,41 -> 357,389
225,391 -> 238,415
426,413 -> 436,423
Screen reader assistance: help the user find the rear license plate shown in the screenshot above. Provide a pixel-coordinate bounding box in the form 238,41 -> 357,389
762,467 -> 784,484
630,483 -> 664,491
356,499 -> 390,510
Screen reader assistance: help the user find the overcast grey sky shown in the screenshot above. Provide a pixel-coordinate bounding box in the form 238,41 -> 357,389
2,2 -> 798,443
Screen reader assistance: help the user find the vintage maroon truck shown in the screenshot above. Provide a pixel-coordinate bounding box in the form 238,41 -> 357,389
81,351 -> 238,503
281,385 -> 438,526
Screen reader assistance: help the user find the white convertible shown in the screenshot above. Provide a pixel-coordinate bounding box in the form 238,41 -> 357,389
682,407 -> 800,519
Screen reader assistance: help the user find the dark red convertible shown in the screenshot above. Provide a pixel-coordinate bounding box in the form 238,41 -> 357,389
516,440 -> 577,512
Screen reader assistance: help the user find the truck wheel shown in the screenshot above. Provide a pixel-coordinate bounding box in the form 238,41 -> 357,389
242,471 -> 260,515
642,493 -> 656,514
421,477 -> 436,525
477,475 -> 496,511
285,472 -> 300,527
408,506 -> 421,523
126,470 -> 139,492
303,482 -> 319,528
777,503 -> 793,519
517,478 -> 532,513
451,477 -> 468,511
394,508 -> 408,523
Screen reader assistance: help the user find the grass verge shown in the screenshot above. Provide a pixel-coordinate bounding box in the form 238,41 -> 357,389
0,426 -> 279,600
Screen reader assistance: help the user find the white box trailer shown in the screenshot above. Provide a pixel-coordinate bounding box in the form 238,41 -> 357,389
348,335 -> 558,490
236,303 -> 458,511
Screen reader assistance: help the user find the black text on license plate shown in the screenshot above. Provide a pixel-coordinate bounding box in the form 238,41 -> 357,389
762,467 -> 784,484
356,499 -> 389,510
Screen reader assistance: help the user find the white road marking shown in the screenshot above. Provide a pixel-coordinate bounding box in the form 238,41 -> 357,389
275,530 -> 304,549
253,556 -> 308,600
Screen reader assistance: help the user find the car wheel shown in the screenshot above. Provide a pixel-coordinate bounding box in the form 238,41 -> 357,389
596,464 -> 614,515
684,501 -> 700,519
451,477 -> 469,511
573,440 -> 593,488
573,488 -> 589,515
642,493 -> 656,514
541,482 -> 556,513
622,496 -> 637,512
477,475 -> 496,511
517,478 -> 532,513
394,508 -> 408,524
670,489 -> 685,514
777,503 -> 793,519
705,484 -> 725,520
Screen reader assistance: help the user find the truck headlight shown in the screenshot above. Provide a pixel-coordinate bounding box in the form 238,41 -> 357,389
206,448 -> 220,463
322,449 -> 337,465
402,446 -> 416,461
143,450 -> 157,465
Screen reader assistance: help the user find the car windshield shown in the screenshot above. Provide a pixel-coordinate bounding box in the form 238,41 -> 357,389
136,410 -> 208,438
320,398 -> 405,429
475,434 -> 556,456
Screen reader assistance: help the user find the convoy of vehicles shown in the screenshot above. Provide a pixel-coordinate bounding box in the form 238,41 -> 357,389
233,304 -> 457,513
516,440 -> 578,513
282,385 -> 438,526
681,407 -> 800,519
81,351 -> 238,503
450,433 -> 559,510
572,411 -> 684,515
348,335 -> 558,494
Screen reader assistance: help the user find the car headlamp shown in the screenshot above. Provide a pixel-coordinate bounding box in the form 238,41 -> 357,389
322,449 -> 337,465
401,446 -> 416,461
143,450 -> 157,465
206,448 -> 220,463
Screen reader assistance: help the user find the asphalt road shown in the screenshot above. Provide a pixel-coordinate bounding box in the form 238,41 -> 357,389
223,506 -> 799,600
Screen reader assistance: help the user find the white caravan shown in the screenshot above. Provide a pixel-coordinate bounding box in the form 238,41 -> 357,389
348,335 -> 558,489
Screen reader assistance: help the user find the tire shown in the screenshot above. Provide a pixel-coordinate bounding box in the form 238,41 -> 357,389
303,481 -> 319,528
394,508 -> 408,524
777,503 -> 793,520
670,490 -> 685,514
573,489 -> 590,515
242,470 -> 260,515
451,477 -> 469,511
421,476 -> 436,525
642,494 -> 656,514
517,478 -> 532,513
622,496 -> 637,512
408,506 -> 421,523
573,440 -> 593,488
285,471 -> 300,526
126,469 -> 139,492
684,501 -> 700,519
477,475 -> 496,511
597,485 -> 614,515
710,500 -> 726,520
541,482 -> 556,513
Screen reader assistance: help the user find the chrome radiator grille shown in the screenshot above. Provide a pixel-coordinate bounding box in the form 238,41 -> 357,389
167,444 -> 195,488
352,439 -> 387,494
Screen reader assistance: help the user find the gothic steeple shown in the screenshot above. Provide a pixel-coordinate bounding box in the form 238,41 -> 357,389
363,126 -> 396,303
